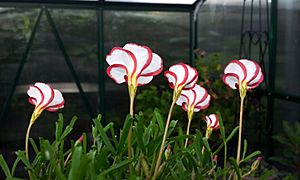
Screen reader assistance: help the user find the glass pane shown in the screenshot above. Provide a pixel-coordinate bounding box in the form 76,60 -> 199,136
0,8 -> 96,150
106,0 -> 197,5
275,0 -> 300,96
104,10 -> 190,127
0,7 -> 38,113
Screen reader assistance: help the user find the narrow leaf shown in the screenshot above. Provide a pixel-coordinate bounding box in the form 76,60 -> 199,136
68,146 -> 82,180
29,138 -> 39,155
154,109 -> 164,131
93,115 -> 116,154
242,150 -> 261,163
117,115 -> 133,154
0,155 -> 11,177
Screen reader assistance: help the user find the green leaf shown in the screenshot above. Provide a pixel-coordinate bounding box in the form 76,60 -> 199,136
242,139 -> 247,160
154,108 -> 164,131
15,151 -> 32,169
117,115 -> 133,154
135,121 -> 146,155
93,115 -> 116,155
29,138 -> 39,155
68,146 -> 82,180
0,155 -> 11,177
242,150 -> 261,163
11,156 -> 21,176
97,160 -> 130,178
216,112 -> 226,140
61,116 -> 77,141
229,157 -> 241,179
56,113 -> 64,141
213,126 -> 238,156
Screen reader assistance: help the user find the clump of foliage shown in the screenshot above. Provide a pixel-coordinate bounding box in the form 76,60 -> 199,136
0,112 -> 261,179
271,121 -> 300,179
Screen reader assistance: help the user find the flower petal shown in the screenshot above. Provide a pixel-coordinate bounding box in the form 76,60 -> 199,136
106,47 -> 136,73
137,76 -> 153,86
141,53 -> 163,76
106,64 -> 128,84
34,82 -> 54,109
195,94 -> 211,110
176,94 -> 190,108
45,89 -> 64,111
240,59 -> 259,82
168,63 -> 188,87
222,73 -> 239,89
27,85 -> 43,107
183,65 -> 198,90
248,70 -> 264,89
164,70 -> 177,89
224,60 -> 246,82
123,43 -> 150,74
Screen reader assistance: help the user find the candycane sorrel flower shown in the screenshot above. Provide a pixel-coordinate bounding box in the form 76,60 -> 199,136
26,82 -> 64,159
202,114 -> 219,154
205,114 -> 220,134
153,63 -> 198,179
222,59 -> 263,165
106,43 -> 163,111
176,84 -> 210,147
164,63 -> 198,100
106,43 -> 163,175
223,59 -> 264,98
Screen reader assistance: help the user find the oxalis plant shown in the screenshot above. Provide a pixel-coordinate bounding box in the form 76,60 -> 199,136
0,43 -> 265,180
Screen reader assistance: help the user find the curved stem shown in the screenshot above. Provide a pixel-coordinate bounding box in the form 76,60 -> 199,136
185,116 -> 192,148
25,120 -> 34,160
236,96 -> 245,164
25,117 -> 35,179
152,95 -> 177,180
128,95 -> 135,175
223,138 -> 227,180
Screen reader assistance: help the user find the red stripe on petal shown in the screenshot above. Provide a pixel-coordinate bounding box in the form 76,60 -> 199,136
106,47 -> 137,74
141,53 -> 163,76
177,63 -> 190,88
224,60 -> 247,82
222,73 -> 240,89
31,84 -> 45,110
39,83 -> 55,110
248,72 -> 264,89
164,70 -> 177,89
106,64 -> 128,84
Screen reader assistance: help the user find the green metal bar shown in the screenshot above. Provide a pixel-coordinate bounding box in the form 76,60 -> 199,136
189,11 -> 195,65
0,2 -> 193,12
266,0 -> 278,158
0,8 -> 44,121
269,91 -> 300,104
98,8 -> 106,120
44,8 -> 94,118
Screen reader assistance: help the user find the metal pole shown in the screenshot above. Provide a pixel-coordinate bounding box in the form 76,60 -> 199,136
45,8 -> 94,118
97,8 -> 106,120
266,0 -> 277,158
0,8 -> 44,122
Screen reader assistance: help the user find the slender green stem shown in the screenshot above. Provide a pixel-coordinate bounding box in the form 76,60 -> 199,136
25,120 -> 34,160
25,115 -> 35,179
128,95 -> 135,175
236,96 -> 245,165
152,93 -> 177,180
223,137 -> 227,180
185,115 -> 193,148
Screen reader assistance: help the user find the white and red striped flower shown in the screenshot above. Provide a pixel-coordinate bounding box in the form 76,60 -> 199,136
176,84 -> 210,119
27,82 -> 64,121
205,114 -> 220,131
222,59 -> 264,94
106,43 -> 163,91
164,63 -> 198,97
